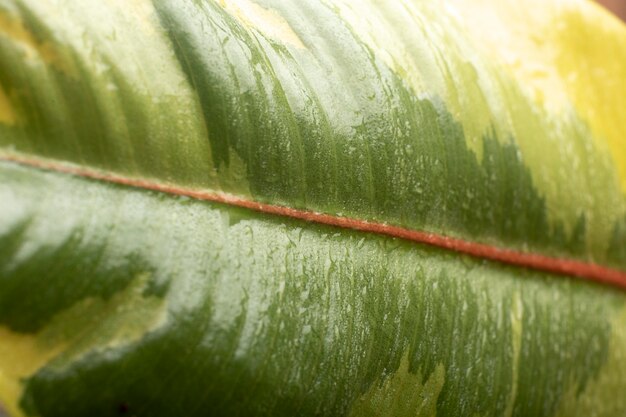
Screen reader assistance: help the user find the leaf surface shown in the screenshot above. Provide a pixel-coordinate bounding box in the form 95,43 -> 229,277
0,1 -> 625,416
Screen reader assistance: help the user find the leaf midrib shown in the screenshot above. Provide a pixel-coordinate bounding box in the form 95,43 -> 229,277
2,151 -> 625,290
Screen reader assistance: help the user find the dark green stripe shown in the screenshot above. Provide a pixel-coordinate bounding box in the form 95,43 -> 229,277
1,162 -> 621,417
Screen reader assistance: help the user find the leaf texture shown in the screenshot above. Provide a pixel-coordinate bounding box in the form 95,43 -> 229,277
0,0 -> 625,416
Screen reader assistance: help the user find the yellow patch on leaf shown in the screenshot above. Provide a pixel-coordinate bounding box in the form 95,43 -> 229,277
446,0 -> 626,192
0,273 -> 167,417
0,328 -> 67,417
0,11 -> 77,77
349,352 -> 445,417
218,0 -> 305,49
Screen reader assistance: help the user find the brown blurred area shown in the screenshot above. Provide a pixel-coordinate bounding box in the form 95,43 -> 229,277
598,0 -> 626,21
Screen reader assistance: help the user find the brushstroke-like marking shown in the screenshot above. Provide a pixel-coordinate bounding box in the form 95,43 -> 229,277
3,153 -> 625,290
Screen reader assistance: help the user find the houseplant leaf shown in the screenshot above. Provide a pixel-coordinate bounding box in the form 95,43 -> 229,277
0,0 -> 625,416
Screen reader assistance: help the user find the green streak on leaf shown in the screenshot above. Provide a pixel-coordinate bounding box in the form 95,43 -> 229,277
0,9 -> 77,77
1,162 -> 619,417
555,304 -> 626,417
0,84 -> 17,126
0,271 -> 166,417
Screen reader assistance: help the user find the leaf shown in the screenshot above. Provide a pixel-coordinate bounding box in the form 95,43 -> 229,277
0,1 -> 625,416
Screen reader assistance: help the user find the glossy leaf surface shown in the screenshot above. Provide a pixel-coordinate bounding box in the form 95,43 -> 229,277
0,0 -> 625,416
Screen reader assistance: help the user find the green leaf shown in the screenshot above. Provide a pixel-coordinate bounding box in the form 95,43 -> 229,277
0,1 -> 625,416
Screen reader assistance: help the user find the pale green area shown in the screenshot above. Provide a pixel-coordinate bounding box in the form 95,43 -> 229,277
555,305 -> 626,417
0,0 -> 220,187
38,272 -> 167,371
0,271 -> 166,417
324,0 -> 625,256
503,293 -> 523,417
349,355 -> 444,417
0,1 -> 625,415
1,162 -> 624,416
0,0 -> 624,269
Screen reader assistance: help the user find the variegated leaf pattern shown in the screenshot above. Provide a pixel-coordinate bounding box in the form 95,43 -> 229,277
0,1 -> 625,416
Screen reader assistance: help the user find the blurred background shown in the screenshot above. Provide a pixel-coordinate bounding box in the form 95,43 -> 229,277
598,0 -> 626,21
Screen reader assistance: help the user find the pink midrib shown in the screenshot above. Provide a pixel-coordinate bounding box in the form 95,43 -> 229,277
3,153 -> 626,290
